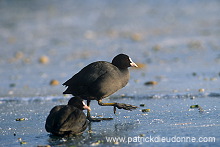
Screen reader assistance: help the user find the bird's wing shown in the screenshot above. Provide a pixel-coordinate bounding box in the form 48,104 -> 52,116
63,61 -> 110,87
58,108 -> 87,133
45,105 -> 66,132
87,69 -> 122,98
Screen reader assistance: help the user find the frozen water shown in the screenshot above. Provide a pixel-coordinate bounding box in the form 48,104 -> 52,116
0,0 -> 220,146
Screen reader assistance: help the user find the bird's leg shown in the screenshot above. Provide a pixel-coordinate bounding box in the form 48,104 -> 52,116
86,100 -> 112,122
86,100 -> 92,121
98,100 -> 117,113
98,100 -> 138,114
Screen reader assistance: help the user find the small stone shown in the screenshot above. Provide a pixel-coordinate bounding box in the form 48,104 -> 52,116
15,51 -> 24,59
88,130 -> 95,133
91,140 -> 101,146
142,109 -> 150,112
16,118 -> 26,121
20,141 -> 27,144
120,94 -> 126,97
192,72 -> 197,76
210,77 -> 217,81
9,83 -> 16,87
198,88 -> 205,92
144,81 -> 158,86
50,80 -> 59,86
130,33 -> 142,41
190,105 -> 204,113
190,105 -> 199,108
114,141 -> 119,145
39,56 -> 49,64
140,104 -> 146,107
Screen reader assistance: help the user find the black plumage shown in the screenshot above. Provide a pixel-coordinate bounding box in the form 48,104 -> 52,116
62,54 -> 138,121
63,54 -> 137,100
45,97 -> 90,136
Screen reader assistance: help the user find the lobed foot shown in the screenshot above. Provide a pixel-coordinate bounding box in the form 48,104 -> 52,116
114,103 -> 138,114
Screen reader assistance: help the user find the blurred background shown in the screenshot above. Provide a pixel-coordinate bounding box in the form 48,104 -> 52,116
0,0 -> 220,97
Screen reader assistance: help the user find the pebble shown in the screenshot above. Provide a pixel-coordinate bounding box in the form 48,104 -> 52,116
198,88 -> 205,92
130,33 -> 142,41
192,72 -> 197,76
50,80 -> 59,86
142,109 -> 150,112
16,118 -> 26,121
190,105 -> 204,113
91,140 -> 102,146
140,104 -> 146,107
210,77 -> 217,81
20,141 -> 27,144
9,83 -> 16,87
114,141 -> 119,145
39,56 -> 49,64
190,105 -> 199,108
144,81 -> 158,86
88,130 -> 95,133
15,51 -> 24,59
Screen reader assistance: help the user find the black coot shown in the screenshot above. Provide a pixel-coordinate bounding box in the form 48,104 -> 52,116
63,54 -> 138,121
45,97 -> 90,136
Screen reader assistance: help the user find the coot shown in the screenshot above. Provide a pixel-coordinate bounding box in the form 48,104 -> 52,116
63,54 -> 138,121
45,97 -> 90,136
